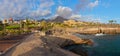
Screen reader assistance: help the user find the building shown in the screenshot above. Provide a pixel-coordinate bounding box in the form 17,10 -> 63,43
9,18 -> 13,24
2,19 -> 9,24
2,18 -> 15,24
64,19 -> 78,27
64,19 -> 88,27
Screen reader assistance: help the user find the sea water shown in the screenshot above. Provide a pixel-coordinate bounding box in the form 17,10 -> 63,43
76,34 -> 120,56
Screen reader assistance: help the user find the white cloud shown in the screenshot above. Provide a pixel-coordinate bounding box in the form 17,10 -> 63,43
40,0 -> 54,9
30,0 -> 54,18
75,0 -> 99,13
81,15 -> 101,22
30,10 -> 51,17
88,0 -> 99,8
70,14 -> 82,19
55,6 -> 82,21
56,6 -> 72,18
0,0 -> 54,19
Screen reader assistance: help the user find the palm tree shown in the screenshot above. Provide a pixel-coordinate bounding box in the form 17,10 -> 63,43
3,19 -> 8,35
20,20 -> 24,29
40,21 -> 47,31
24,18 -> 30,30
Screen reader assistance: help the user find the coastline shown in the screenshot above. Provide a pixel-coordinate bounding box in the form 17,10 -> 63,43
77,27 -> 120,35
1,27 -> 120,56
1,32 -> 93,56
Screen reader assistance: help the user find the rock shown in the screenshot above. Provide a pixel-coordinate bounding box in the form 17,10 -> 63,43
2,33 -> 83,56
77,27 -> 120,35
70,46 -> 88,56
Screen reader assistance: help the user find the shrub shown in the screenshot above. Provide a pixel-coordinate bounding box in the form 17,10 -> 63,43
0,26 -> 3,31
6,24 -> 20,29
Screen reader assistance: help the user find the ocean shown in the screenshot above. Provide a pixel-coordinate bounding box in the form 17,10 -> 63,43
75,34 -> 120,56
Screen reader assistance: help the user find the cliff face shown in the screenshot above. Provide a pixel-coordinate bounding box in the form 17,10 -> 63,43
2,32 -> 91,56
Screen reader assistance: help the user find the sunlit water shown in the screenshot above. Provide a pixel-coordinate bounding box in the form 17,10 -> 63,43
75,34 -> 120,56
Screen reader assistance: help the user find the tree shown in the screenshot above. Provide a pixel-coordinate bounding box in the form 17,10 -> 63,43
24,18 -> 30,30
40,21 -> 47,31
20,20 -> 24,29
108,20 -> 116,24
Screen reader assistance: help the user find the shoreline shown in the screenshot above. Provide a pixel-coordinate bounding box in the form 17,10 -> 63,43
1,32 -> 93,56
1,27 -> 119,56
76,27 -> 120,35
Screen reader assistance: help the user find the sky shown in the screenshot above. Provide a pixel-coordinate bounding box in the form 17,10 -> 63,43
0,0 -> 120,23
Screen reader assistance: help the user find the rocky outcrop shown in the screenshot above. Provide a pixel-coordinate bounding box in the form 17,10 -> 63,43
1,33 -> 92,56
77,27 -> 120,35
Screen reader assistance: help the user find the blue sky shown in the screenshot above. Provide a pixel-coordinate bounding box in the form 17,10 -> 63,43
81,0 -> 120,23
0,0 -> 120,23
52,0 -> 120,23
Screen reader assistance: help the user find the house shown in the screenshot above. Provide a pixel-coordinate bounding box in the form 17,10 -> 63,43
2,17 -> 15,24
64,19 -> 89,27
8,18 -> 13,24
2,19 -> 9,24
64,19 -> 78,26
14,21 -> 20,24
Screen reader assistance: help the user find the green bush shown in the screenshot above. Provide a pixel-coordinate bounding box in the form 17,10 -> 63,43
28,24 -> 36,28
6,24 -> 20,29
0,26 -> 3,31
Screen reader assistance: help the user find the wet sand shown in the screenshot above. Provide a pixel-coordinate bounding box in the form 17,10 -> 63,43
0,34 -> 30,54
0,40 -> 18,53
